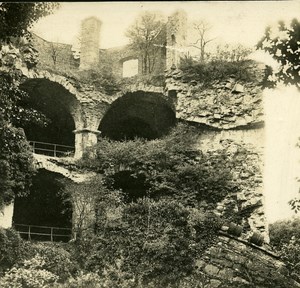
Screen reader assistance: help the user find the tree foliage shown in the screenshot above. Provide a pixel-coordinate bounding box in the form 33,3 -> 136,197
74,196 -> 221,287
0,3 -> 59,41
269,218 -> 300,282
257,18 -> 300,88
79,123 -> 237,209
0,3 -> 59,206
126,11 -> 166,74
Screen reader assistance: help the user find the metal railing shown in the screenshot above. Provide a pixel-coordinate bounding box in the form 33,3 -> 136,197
29,140 -> 75,157
14,223 -> 73,242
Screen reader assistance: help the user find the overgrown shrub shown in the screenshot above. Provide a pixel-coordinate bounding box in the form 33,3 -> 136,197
179,58 -> 258,86
73,197 -> 221,287
79,123 -> 237,209
0,228 -> 25,274
23,242 -> 79,281
0,254 -> 58,288
58,272 -> 103,288
269,218 -> 300,281
269,218 -> 300,250
280,237 -> 300,282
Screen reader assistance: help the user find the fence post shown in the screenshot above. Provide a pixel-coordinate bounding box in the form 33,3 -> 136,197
54,144 -> 57,157
28,225 -> 31,241
50,227 -> 53,242
32,142 -> 35,153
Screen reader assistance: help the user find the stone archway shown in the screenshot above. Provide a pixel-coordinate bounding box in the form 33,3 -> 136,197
19,77 -> 81,157
11,168 -> 77,242
99,91 -> 176,141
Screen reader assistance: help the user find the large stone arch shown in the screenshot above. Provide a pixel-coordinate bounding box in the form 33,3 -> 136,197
99,90 -> 176,141
19,70 -> 92,158
12,168 -> 74,236
21,70 -> 80,100
19,77 -> 80,154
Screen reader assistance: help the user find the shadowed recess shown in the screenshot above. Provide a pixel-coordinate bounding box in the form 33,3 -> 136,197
99,91 -> 176,141
112,170 -> 150,203
13,169 -> 72,229
19,78 -> 76,147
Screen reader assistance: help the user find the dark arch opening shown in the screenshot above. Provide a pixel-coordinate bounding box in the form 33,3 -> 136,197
19,79 -> 76,148
111,171 -> 150,203
13,169 -> 72,241
99,91 -> 176,141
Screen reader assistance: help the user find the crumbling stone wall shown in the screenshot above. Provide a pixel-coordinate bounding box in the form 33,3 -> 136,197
31,33 -> 79,70
193,233 -> 300,287
1,19 -> 269,245
164,64 -> 267,239
166,10 -> 187,69
165,64 -> 265,129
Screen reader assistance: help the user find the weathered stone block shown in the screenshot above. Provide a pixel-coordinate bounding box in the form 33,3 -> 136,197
204,264 -> 220,276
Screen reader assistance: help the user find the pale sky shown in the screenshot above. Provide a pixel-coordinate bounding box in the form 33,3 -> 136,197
32,1 -> 300,49
31,1 -> 300,224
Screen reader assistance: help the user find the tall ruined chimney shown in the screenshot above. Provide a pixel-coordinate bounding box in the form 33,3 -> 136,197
80,17 -> 101,70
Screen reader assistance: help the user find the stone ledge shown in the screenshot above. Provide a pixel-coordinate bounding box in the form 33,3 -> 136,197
218,231 -> 279,259
73,128 -> 101,135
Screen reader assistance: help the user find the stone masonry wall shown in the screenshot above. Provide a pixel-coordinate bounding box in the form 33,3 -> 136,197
31,34 -> 79,70
3,27 -> 269,243
165,64 -> 267,239
165,63 -> 265,129
166,10 -> 188,69
193,233 -> 300,287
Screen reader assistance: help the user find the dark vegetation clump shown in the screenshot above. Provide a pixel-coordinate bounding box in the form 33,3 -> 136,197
179,56 -> 258,87
269,218 -> 300,283
79,123 -> 238,209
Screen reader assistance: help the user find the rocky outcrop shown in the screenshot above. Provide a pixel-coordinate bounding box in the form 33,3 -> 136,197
208,140 -> 267,240
32,154 -> 95,183
193,233 -> 300,288
165,64 -> 265,129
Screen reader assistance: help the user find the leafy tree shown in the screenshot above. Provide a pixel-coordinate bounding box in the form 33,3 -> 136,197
269,218 -> 300,282
74,196 -> 221,287
126,11 -> 166,74
257,19 -> 300,212
0,3 -> 59,41
0,3 -> 59,207
257,18 -> 300,89
269,218 -> 300,249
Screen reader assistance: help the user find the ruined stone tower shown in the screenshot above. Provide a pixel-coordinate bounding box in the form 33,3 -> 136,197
80,17 -> 101,70
166,10 -> 188,69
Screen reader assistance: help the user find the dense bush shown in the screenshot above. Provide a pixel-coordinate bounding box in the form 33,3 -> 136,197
179,58 -> 258,86
0,240 -> 81,287
79,123 -> 237,209
280,237 -> 300,282
0,228 -> 25,274
23,242 -> 79,282
269,218 -> 300,250
0,254 -> 59,288
269,218 -> 300,281
74,197 -> 221,287
58,272 -> 102,288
